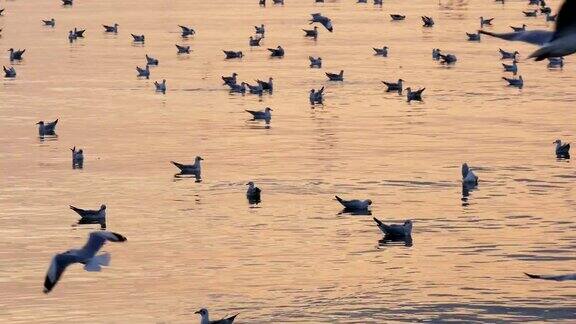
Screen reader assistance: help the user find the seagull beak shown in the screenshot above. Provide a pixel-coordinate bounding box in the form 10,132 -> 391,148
194,310 -> 201,314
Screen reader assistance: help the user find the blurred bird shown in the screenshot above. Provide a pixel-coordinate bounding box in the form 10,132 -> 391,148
309,13 -> 334,32
406,87 -> 425,102
326,70 -> 344,81
103,23 -> 119,33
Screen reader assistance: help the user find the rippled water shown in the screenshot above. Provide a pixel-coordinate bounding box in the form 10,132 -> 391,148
1,0 -> 575,322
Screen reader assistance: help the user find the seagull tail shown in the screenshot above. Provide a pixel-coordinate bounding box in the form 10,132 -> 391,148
171,161 -> 185,170
69,205 -> 82,214
335,196 -> 344,204
228,313 -> 240,322
373,217 -> 384,227
94,252 -> 111,266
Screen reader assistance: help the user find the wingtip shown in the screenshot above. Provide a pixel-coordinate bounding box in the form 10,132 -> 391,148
524,272 -> 540,279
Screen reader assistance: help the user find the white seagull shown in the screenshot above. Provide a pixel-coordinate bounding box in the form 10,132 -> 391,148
195,308 -> 239,324
335,195 -> 372,211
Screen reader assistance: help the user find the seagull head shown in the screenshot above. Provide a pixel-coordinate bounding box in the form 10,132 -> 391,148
195,156 -> 204,161
195,308 -> 209,318
100,204 -> 106,210
553,139 -> 561,144
366,199 -> 373,205
265,107 -> 273,112
36,121 -> 44,125
247,181 -> 255,187
78,149 -> 83,154
7,48 -> 13,52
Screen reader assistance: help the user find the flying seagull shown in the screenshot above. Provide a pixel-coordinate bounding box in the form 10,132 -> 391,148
43,231 -> 127,293
479,29 -> 552,46
70,204 -> 105,228
309,13 -> 333,32
335,195 -> 372,211
529,0 -> 576,60
195,308 -> 239,324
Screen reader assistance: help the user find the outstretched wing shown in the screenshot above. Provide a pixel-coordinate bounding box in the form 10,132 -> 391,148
553,0 -> 576,41
44,253 -> 80,293
81,231 -> 126,259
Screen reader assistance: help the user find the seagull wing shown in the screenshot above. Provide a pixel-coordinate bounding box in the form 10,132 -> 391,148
552,0 -> 576,41
525,272 -> 576,281
44,253 -> 81,293
479,30 -> 552,46
80,231 -> 126,259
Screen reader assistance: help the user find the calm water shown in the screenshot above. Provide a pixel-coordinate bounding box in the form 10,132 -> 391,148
1,0 -> 575,322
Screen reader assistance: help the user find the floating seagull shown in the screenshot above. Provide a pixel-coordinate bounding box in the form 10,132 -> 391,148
37,119 -> 58,136
309,56 -> 322,68
171,156 -> 203,175
249,36 -> 262,46
390,14 -> 405,21
406,87 -> 425,102
309,87 -> 324,105
382,79 -> 403,93
176,44 -> 191,54
70,204 -> 106,228
228,82 -> 247,93
273,0 -> 284,4
525,272 -> 576,281
246,107 -> 272,120
553,139 -> 570,158
462,163 -> 479,186
70,146 -> 84,169
259,0 -> 266,7
246,82 -> 264,95
529,0 -> 576,60
3,66 -> 16,78
43,231 -> 126,293
43,18 -> 56,27
502,75 -> 523,88
136,65 -> 150,79
222,73 -> 238,85
373,46 -> 388,56
547,57 -> 564,68
510,24 -> 527,32
357,0 -> 367,3
255,24 -> 265,36
268,46 -> 285,57
480,16 -> 494,28
303,26 -> 319,38
432,48 -> 442,60
439,53 -> 457,64
499,48 -> 519,59
68,30 -> 77,43
373,217 -> 413,238
195,308 -> 239,324
467,32 -> 481,41
523,10 -> 538,17
540,6 -> 552,14
8,48 -> 25,61
103,23 -> 119,33
422,16 -> 434,27
155,79 -> 167,93
479,30 -> 552,46
246,181 -> 262,203
179,25 -> 196,37
146,54 -> 159,66
223,50 -> 243,59
326,70 -> 344,81
62,0 -> 73,6
546,13 -> 558,22
131,34 -> 145,42
309,13 -> 333,32
74,28 -> 86,38
502,60 -> 518,75
255,77 -> 273,93
335,196 -> 372,211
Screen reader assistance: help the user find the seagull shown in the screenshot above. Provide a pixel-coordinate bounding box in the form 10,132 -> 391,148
373,217 -> 413,238
390,14 -> 405,21
510,24 -> 527,32
540,5 -> 552,14
70,204 -> 105,228
3,66 -> 16,78
171,156 -> 203,174
373,0 -> 382,5
273,0 -> 284,4
146,54 -> 159,66
74,28 -> 86,38
525,272 -> 576,281
382,79 -> 403,93
259,0 -> 266,7
37,119 -> 58,136
103,23 -> 119,33
529,0 -> 576,60
223,50 -> 243,59
422,16 -> 435,27
432,48 -> 442,60
179,25 -> 195,37
499,48 -> 519,59
553,139 -> 570,158
523,10 -> 538,17
326,70 -> 344,81
406,87 -> 425,102
195,308 -> 239,324
462,163 -> 479,186
467,32 -> 481,41
43,231 -> 126,293
222,73 -> 238,85
335,196 -> 372,211
480,16 -> 494,28
70,146 -> 84,168
255,24 -> 265,36
249,36 -> 262,46
68,30 -> 77,43
528,0 -> 540,4
256,77 -> 273,92
309,56 -> 322,68
43,18 -> 56,27
154,79 -> 167,93
176,44 -> 191,54
228,82 -> 247,93
373,46 -> 388,56
502,75 -> 523,88
8,48 -> 25,61
136,65 -> 150,79
546,13 -> 558,22
62,0 -> 73,5
309,87 -> 324,105
502,60 -> 518,75
547,57 -> 564,68
303,26 -> 319,38
131,34 -> 145,42
246,181 -> 262,203
268,46 -> 284,57
309,13 -> 334,32
439,53 -> 458,64
246,107 -> 272,120
246,82 -> 264,95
